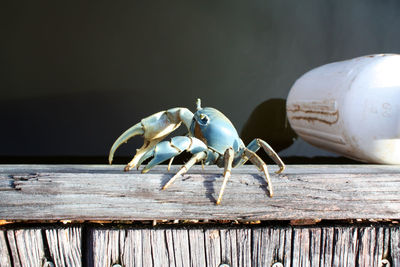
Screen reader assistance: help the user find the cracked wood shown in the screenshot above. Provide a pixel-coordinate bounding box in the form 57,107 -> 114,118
1,165 -> 400,221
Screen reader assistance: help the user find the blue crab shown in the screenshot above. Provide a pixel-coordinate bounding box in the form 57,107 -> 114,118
109,99 -> 285,204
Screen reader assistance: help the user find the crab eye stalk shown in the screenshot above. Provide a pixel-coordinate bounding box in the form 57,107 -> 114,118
196,98 -> 202,110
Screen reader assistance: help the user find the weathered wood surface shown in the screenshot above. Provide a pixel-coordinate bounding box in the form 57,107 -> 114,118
1,164 -> 400,221
0,225 -> 398,266
0,227 -> 81,267
2,226 -> 396,267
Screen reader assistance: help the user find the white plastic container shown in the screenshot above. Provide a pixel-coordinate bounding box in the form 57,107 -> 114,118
286,54 -> 400,164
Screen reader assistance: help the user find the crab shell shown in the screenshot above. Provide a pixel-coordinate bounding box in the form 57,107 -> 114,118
190,107 -> 244,155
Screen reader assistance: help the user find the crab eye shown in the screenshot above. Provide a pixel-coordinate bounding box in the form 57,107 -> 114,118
199,114 -> 209,125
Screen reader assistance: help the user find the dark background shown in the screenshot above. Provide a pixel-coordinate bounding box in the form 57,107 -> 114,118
1,0 -> 400,163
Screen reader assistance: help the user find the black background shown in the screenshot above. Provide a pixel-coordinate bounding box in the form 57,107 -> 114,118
1,0 -> 400,163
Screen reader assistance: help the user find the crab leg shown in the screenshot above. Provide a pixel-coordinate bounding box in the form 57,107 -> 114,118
138,136 -> 207,173
167,157 -> 175,171
243,148 -> 274,197
257,139 -> 285,174
162,151 -> 207,190
234,138 -> 285,174
216,147 -> 234,205
108,107 -> 194,171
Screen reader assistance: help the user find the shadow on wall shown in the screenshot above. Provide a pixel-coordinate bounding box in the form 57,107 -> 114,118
241,98 -> 297,162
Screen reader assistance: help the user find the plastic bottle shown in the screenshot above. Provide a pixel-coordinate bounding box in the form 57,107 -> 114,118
286,54 -> 400,164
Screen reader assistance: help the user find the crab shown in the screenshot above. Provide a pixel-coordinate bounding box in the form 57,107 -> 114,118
109,99 -> 285,205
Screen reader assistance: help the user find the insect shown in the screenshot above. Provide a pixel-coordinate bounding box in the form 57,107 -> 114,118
109,99 -> 285,205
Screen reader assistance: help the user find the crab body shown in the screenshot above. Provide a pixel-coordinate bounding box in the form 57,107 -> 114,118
109,99 -> 285,204
190,107 -> 243,166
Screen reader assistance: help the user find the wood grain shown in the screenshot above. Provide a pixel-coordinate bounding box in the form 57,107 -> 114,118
252,227 -> 292,266
0,227 -> 81,267
91,227 -> 252,267
5,229 -> 45,267
1,226 -> 398,266
0,230 -> 11,267
45,227 -> 81,267
89,226 -> 395,267
1,164 -> 400,221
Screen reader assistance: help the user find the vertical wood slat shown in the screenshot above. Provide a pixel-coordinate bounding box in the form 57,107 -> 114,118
150,229 -> 170,267
0,227 -> 81,267
252,227 -> 292,266
391,227 -> 400,266
45,227 -> 82,267
169,229 -> 190,267
220,229 -> 236,266
205,229 -> 221,267
188,229 -> 206,267
320,227 -> 334,266
91,228 -> 253,267
356,227 -> 388,267
0,231 -> 11,267
6,229 -> 44,267
292,228 -> 321,266
331,227 -> 357,266
121,230 -> 142,266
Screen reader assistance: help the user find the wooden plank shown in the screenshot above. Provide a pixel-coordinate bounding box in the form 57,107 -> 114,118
5,230 -> 21,267
236,229 -> 251,267
124,229 -> 143,266
252,227 -> 291,266
1,165 -> 400,221
220,229 -> 237,266
91,227 -> 250,267
0,231 -> 12,267
45,227 -> 81,267
332,227 -> 358,266
188,229 -> 206,267
1,164 -> 400,174
93,229 -> 124,267
320,227 -> 334,267
0,225 -> 395,266
5,229 -> 45,267
292,228 -> 322,266
88,226 -> 396,267
169,229 -> 190,267
150,229 -> 170,267
0,227 -> 81,267
204,229 -> 221,267
391,227 -> 400,266
8,225 -> 398,267
93,228 -> 184,267
164,230 -> 178,267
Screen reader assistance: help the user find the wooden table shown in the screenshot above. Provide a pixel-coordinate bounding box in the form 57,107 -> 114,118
1,164 -> 399,266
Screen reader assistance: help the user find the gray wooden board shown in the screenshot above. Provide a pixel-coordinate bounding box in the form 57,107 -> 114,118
1,165 -> 400,221
0,226 -> 398,267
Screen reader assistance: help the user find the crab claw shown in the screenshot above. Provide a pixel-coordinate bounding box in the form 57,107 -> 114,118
108,108 -> 194,171
108,122 -> 144,165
